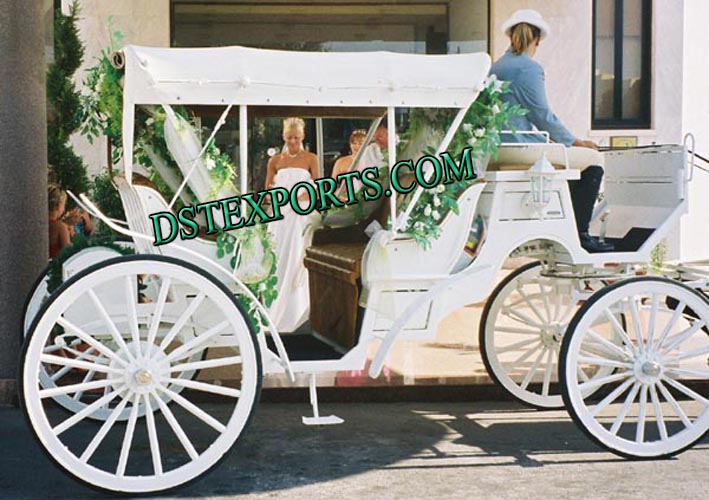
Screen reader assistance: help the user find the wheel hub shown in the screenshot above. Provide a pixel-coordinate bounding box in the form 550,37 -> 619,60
634,354 -> 663,384
109,341 -> 170,394
541,323 -> 565,347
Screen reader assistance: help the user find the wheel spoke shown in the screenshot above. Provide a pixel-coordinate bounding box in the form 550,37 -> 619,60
143,394 -> 163,476
577,366 -> 591,383
578,370 -> 633,393
159,293 -> 206,350
157,386 -> 226,433
665,367 -> 709,379
539,282 -> 553,321
39,378 -> 116,399
496,337 -> 541,354
116,393 -> 140,477
510,341 -> 542,365
87,289 -> 136,363
502,307 -> 544,329
520,347 -> 547,391
153,391 -> 199,460
576,355 -> 633,370
166,378 -> 241,398
80,392 -> 133,463
604,308 -> 635,354
517,288 -> 546,324
53,387 -> 124,436
493,326 -> 540,336
49,346 -> 97,382
170,355 -> 242,373
636,384 -> 648,443
56,317 -> 127,367
656,380 -> 692,428
40,353 -> 120,374
660,321 -> 705,355
654,300 -> 685,351
584,328 -> 631,360
629,296 -> 645,353
73,369 -> 98,401
541,348 -> 555,397
649,383 -> 669,441
147,278 -> 171,347
610,382 -> 640,435
646,293 -> 659,350
166,320 -> 230,363
661,376 -> 709,406
125,276 -> 142,359
664,345 -> 709,363
590,377 -> 635,417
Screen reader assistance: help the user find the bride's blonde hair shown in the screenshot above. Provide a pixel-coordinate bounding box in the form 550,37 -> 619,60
283,117 -> 305,135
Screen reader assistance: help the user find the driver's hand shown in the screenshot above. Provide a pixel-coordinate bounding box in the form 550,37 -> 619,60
573,139 -> 600,150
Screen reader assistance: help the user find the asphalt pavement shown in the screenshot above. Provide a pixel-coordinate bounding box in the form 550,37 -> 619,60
1,400 -> 707,500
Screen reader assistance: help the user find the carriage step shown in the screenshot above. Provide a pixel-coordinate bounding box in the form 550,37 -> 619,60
302,373 -> 344,426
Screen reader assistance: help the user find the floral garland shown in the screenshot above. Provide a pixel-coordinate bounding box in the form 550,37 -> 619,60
399,76 -> 525,249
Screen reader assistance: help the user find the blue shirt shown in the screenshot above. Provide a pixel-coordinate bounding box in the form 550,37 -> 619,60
490,49 -> 575,147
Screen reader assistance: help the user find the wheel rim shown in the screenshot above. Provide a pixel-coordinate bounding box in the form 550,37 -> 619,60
562,278 -> 709,457
22,257 -> 260,493
483,263 -> 615,408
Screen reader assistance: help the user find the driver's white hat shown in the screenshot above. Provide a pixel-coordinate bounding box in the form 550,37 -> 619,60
502,9 -> 551,40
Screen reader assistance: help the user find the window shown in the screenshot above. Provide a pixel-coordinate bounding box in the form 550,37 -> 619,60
592,0 -> 651,129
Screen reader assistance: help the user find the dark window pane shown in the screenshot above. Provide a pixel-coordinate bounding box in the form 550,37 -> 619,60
622,0 -> 645,120
594,0 -> 616,120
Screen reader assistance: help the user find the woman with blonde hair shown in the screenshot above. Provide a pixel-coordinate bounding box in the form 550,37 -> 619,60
490,9 -> 612,252
264,117 -> 320,332
48,184 -> 70,258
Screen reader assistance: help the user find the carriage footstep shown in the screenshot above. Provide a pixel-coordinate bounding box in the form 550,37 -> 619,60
302,373 -> 344,426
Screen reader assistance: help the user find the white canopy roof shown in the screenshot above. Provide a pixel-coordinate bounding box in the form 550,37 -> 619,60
121,45 -> 491,185
122,45 -> 491,109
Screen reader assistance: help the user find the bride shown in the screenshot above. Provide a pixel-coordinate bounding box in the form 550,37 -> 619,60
264,117 -> 320,332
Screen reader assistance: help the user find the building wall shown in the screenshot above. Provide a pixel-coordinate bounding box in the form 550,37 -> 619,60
67,0 -> 170,177
680,0 -> 709,261
490,1 -> 684,147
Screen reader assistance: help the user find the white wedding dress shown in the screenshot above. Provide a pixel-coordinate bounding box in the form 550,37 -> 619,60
267,167 -> 319,332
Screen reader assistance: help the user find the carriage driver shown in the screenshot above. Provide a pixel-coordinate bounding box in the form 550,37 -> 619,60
490,9 -> 614,253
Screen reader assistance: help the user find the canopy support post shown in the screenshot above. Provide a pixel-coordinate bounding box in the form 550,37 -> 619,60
395,106 -> 468,233
123,102 -> 135,184
239,105 -> 248,195
387,106 -> 396,228
315,117 -> 324,178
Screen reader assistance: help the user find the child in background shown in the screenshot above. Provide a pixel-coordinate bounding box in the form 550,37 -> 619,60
48,184 -> 70,258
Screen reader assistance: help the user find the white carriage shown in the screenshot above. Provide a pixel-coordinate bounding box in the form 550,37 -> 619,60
20,45 -> 708,494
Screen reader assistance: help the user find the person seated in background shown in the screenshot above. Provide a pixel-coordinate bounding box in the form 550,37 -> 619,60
48,184 -> 71,259
331,129 -> 367,179
490,9 -> 613,253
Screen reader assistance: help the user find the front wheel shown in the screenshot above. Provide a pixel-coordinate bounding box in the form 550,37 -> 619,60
561,277 -> 709,458
21,255 -> 261,494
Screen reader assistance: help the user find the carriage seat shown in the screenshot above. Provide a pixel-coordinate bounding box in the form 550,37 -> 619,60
488,145 -> 604,171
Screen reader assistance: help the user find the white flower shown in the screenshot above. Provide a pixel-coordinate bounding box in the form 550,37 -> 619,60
145,118 -> 155,126
258,282 -> 267,292
491,104 -> 501,115
493,79 -> 504,93
414,221 -> 424,231
424,205 -> 432,217
213,147 -> 221,155
474,128 -> 485,138
432,210 -> 441,220
267,147 -> 278,157
205,157 -> 216,170
467,137 -> 478,147
435,185 -> 445,193
433,196 -> 441,207
484,74 -> 498,89
462,123 -> 473,133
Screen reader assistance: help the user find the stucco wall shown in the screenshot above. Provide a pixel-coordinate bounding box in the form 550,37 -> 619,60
67,0 -> 170,177
680,0 -> 709,261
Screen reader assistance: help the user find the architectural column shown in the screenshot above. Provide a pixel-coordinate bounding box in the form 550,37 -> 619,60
0,0 -> 48,403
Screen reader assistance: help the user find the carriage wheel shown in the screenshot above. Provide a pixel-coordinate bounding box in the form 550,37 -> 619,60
481,262 -> 616,409
21,255 -> 261,494
561,277 -> 709,458
22,252 -> 206,421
